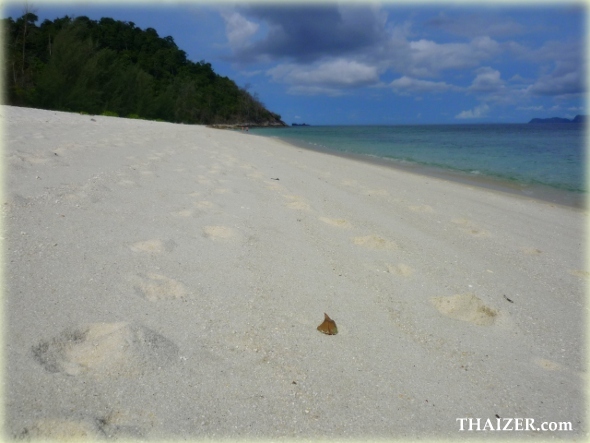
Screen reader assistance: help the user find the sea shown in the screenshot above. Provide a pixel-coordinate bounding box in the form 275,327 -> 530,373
249,124 -> 587,207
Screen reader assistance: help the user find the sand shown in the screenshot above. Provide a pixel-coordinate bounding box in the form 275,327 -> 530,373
2,105 -> 587,440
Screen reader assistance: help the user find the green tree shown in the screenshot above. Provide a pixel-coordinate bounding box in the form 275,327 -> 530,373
3,12 -> 285,126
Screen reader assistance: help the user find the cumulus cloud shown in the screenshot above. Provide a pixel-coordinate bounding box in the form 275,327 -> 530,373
455,103 -> 490,119
469,67 -> 504,92
218,3 -> 582,110
509,39 -> 584,97
267,58 -> 380,94
220,4 -> 508,97
526,66 -> 583,97
228,4 -> 389,63
518,39 -> 581,64
390,76 -> 460,94
220,10 -> 259,50
397,36 -> 501,78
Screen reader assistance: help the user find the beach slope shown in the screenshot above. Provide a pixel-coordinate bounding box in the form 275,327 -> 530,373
3,106 -> 586,439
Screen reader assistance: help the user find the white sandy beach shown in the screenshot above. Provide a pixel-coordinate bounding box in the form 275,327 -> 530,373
2,105 -> 587,440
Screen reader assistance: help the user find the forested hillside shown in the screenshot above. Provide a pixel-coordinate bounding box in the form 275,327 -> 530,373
2,13 -> 286,126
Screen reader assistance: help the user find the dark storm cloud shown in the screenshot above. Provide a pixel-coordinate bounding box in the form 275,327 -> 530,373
230,4 -> 389,63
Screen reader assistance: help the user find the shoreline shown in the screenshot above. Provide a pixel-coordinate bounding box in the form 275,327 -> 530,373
262,134 -> 587,209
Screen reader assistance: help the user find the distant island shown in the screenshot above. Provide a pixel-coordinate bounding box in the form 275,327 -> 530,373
529,115 -> 586,124
292,123 -> 311,127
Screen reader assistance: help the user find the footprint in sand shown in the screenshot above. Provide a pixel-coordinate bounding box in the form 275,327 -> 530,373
207,166 -> 224,176
8,151 -> 52,166
522,247 -> 543,255
194,200 -> 214,209
17,419 -> 104,440
352,234 -> 397,250
534,357 -> 562,371
32,322 -> 179,377
319,217 -> 352,229
247,171 -> 265,180
18,410 -> 147,440
386,263 -> 414,277
266,181 -> 284,191
129,239 -> 176,254
452,218 -> 490,238
196,175 -> 213,185
129,273 -> 189,301
568,269 -> 590,279
430,293 -> 497,326
203,225 -> 235,240
284,195 -> 311,211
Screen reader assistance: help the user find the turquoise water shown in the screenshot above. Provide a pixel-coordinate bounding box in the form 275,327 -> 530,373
250,124 -> 587,195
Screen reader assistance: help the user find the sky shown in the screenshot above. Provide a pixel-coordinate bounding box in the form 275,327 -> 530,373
2,1 -> 587,125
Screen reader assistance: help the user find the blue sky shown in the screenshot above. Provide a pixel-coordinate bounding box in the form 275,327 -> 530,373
2,2 -> 587,125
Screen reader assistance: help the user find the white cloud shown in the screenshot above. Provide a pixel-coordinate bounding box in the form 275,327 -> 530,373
526,69 -> 583,97
286,85 -> 346,96
469,67 -> 504,92
219,5 -> 583,113
221,10 -> 259,50
509,39 -> 583,97
389,76 -> 459,94
455,103 -> 490,119
397,36 -> 501,78
267,58 -> 380,92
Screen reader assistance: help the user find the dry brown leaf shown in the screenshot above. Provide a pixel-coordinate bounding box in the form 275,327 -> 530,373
317,313 -> 338,335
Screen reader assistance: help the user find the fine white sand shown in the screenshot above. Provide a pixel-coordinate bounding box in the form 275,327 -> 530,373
3,105 -> 587,440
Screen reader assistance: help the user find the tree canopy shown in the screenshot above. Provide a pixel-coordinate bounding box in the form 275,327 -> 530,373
2,13 -> 285,125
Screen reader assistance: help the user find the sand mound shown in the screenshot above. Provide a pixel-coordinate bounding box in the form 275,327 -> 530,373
130,273 -> 189,301
203,225 -> 235,239
284,195 -> 311,211
319,217 -> 352,229
534,357 -> 562,371
430,293 -> 497,326
386,263 -> 414,277
451,218 -> 490,238
569,269 -> 589,279
352,235 -> 397,250
18,419 -> 103,440
32,322 -> 179,377
129,239 -> 176,253
18,411 -> 146,440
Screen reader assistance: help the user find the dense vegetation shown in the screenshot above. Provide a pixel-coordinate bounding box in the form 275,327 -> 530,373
2,12 -> 285,125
